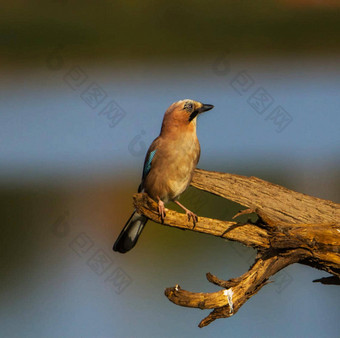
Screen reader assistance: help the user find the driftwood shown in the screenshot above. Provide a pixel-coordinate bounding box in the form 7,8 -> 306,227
133,168 -> 340,327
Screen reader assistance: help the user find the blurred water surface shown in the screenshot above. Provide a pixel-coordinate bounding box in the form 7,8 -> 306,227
0,58 -> 339,337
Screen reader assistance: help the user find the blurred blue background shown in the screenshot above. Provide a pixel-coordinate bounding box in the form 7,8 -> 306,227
1,1 -> 339,337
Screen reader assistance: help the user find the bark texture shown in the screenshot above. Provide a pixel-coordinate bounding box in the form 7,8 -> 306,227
133,169 -> 340,327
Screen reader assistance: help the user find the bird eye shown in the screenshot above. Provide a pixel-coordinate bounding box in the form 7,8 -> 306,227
184,102 -> 193,112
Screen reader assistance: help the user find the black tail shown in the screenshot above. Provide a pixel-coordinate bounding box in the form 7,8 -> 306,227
113,210 -> 148,253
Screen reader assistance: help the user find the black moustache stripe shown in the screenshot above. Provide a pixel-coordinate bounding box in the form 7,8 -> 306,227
188,110 -> 199,122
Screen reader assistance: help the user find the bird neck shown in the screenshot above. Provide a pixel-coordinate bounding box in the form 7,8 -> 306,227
160,117 -> 197,139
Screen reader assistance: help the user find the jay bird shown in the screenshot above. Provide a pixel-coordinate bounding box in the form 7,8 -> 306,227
113,99 -> 214,253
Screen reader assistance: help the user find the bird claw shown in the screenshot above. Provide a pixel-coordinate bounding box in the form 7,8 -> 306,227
174,200 -> 198,229
158,200 -> 166,223
186,210 -> 198,229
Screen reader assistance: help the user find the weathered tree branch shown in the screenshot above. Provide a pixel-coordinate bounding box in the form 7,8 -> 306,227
133,168 -> 340,327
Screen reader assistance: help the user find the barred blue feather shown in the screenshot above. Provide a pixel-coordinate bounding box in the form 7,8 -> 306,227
143,149 -> 156,179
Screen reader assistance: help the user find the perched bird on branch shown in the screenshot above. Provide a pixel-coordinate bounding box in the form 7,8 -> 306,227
113,99 -> 214,253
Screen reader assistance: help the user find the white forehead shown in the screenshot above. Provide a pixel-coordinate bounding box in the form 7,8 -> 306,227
177,99 -> 194,105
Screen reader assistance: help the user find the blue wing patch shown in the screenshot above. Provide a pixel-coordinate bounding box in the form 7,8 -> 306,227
143,150 -> 156,179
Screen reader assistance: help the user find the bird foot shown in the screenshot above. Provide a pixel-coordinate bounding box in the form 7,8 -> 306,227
185,210 -> 198,228
174,200 -> 198,229
157,199 -> 166,223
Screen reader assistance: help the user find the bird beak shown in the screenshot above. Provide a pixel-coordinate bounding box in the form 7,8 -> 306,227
188,103 -> 214,122
200,104 -> 214,113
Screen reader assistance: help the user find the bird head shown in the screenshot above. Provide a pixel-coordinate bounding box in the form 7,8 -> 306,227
182,99 -> 214,122
161,99 -> 214,133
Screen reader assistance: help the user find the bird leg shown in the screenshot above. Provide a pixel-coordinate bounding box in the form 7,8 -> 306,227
174,200 -> 198,227
157,197 -> 166,223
